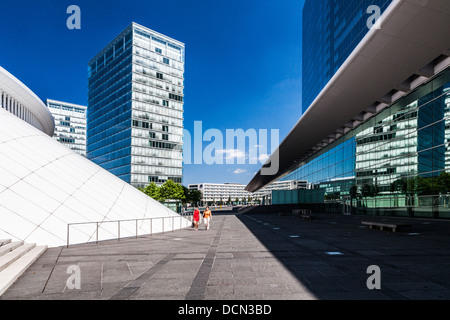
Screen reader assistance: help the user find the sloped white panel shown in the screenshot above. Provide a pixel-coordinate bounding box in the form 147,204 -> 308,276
0,109 -> 188,247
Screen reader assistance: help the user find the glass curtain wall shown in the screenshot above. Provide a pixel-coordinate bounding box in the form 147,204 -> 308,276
87,29 -> 134,183
302,0 -> 393,113
281,68 -> 450,218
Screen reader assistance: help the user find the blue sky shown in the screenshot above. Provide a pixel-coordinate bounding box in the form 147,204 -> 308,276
0,0 -> 305,187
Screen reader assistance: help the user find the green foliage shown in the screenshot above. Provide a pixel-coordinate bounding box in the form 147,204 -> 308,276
139,180 -> 187,203
361,184 -> 372,198
141,182 -> 161,201
389,172 -> 450,196
349,185 -> 358,199
188,189 -> 202,205
159,180 -> 185,202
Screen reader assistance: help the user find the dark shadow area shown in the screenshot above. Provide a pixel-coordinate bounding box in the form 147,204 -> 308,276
236,210 -> 450,300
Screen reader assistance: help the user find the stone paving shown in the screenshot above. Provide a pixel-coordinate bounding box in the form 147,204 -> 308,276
2,211 -> 450,300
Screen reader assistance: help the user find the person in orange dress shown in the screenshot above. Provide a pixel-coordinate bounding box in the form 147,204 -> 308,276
203,206 -> 212,230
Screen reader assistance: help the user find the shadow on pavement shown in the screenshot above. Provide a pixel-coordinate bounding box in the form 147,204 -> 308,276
235,211 -> 450,300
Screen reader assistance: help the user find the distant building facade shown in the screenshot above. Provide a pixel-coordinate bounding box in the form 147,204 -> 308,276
189,180 -> 306,204
46,99 -> 87,156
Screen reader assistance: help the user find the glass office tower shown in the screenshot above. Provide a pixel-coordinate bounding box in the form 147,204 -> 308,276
302,0 -> 393,113
87,23 -> 184,189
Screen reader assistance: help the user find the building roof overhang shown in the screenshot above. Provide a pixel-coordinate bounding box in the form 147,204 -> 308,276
246,0 -> 450,193
0,66 -> 55,136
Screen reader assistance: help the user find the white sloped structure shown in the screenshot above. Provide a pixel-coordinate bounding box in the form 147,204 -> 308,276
0,66 -> 188,248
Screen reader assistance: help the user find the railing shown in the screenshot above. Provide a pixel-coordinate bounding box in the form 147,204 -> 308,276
66,213 -> 193,248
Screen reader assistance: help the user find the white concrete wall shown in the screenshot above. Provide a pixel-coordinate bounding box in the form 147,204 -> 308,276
0,108 -> 189,247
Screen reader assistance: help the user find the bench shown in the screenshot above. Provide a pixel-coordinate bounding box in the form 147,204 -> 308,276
361,221 -> 412,233
300,214 -> 314,220
293,209 -> 314,220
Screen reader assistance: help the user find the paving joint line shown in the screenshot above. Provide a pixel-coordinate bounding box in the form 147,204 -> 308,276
185,216 -> 226,300
109,253 -> 176,300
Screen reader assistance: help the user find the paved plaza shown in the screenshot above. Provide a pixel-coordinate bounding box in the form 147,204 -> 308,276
2,211 -> 450,300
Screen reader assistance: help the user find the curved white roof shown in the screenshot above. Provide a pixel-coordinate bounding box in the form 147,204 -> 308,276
0,66 -> 54,136
0,108 -> 187,247
246,0 -> 450,192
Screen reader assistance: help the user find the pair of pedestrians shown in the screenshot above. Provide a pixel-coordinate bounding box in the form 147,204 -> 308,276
192,206 -> 212,231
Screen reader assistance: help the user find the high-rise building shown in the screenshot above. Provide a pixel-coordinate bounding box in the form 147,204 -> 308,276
46,99 -> 87,156
302,0 -> 393,113
87,22 -> 185,189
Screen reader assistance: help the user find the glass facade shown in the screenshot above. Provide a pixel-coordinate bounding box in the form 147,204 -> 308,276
87,23 -> 184,188
280,68 -> 450,218
46,99 -> 87,156
302,0 -> 393,113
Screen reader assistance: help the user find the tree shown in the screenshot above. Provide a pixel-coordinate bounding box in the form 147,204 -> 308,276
361,184 -> 372,207
349,185 -> 358,199
188,190 -> 202,206
361,184 -> 372,198
181,186 -> 190,205
140,182 -> 161,201
227,197 -> 232,205
159,180 -> 185,202
437,172 -> 450,194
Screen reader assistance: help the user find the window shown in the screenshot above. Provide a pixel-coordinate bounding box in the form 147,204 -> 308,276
163,58 -> 169,65
59,137 -> 75,143
133,120 -> 151,129
157,72 -> 163,80
162,134 -> 169,141
163,100 -> 169,107
169,93 -> 183,102
162,125 -> 169,132
149,132 -> 156,139
155,47 -> 162,54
